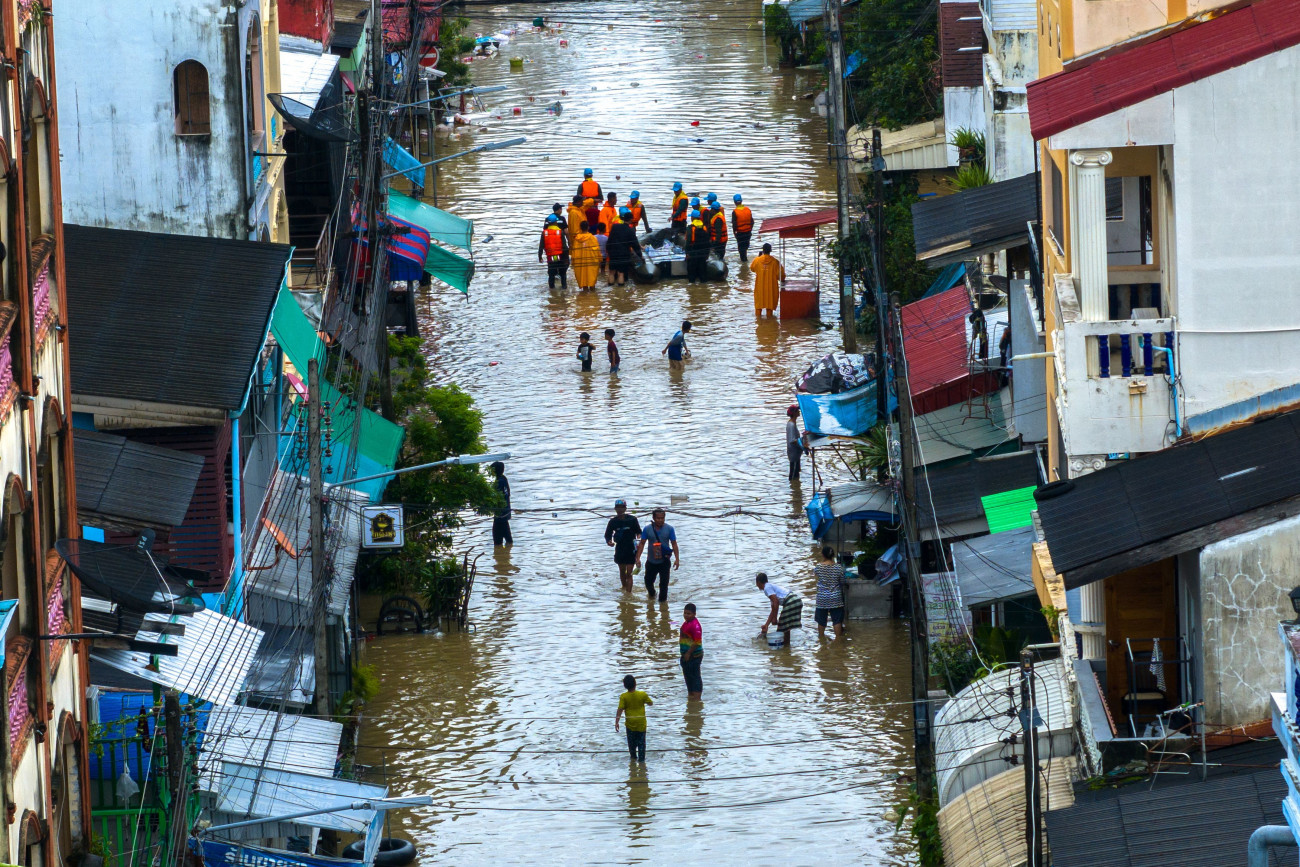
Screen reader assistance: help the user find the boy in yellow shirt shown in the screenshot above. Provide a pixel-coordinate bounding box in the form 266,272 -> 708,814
615,674 -> 653,763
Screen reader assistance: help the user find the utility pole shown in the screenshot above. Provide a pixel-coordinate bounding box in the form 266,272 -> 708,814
308,358 -> 331,717
1021,649 -> 1042,866
891,292 -> 932,798
825,0 -> 857,353
871,128 -> 888,423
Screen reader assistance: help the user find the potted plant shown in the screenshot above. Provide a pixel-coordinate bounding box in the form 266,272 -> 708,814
950,127 -> 986,164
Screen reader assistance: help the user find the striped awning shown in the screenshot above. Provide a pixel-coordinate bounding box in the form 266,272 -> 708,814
351,205 -> 432,282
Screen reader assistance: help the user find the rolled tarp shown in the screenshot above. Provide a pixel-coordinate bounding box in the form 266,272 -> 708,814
387,191 -> 474,253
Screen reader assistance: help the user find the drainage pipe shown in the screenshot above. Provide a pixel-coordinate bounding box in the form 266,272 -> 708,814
1247,824 -> 1296,867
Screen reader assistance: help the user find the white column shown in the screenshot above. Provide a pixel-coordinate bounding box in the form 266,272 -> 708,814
1077,581 -> 1106,661
1070,149 -> 1113,323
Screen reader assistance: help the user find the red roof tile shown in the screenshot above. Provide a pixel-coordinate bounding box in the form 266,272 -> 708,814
1028,0 -> 1300,140
901,285 -> 972,404
757,208 -> 839,238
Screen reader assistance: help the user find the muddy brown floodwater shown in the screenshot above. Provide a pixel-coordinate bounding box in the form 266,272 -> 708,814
356,2 -> 916,863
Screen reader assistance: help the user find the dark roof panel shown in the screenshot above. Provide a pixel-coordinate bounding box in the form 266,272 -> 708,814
75,429 -> 206,529
939,1 -> 984,88
912,173 -> 1038,264
1037,408 -> 1300,580
916,451 -> 1040,529
65,225 -> 291,411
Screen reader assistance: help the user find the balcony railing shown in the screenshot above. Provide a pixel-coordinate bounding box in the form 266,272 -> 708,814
1094,330 -> 1175,378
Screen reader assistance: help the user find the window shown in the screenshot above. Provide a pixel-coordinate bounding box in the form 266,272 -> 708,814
173,60 -> 211,136
1048,159 -> 1064,254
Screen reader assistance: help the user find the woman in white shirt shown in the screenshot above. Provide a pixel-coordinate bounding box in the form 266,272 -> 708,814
756,572 -> 803,646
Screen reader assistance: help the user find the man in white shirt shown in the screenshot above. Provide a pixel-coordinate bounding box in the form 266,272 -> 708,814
756,572 -> 802,647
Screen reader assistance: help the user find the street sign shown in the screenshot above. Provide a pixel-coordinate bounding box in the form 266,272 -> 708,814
361,505 -> 405,548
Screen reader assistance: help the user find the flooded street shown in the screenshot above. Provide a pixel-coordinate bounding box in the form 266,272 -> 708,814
357,2 -> 915,863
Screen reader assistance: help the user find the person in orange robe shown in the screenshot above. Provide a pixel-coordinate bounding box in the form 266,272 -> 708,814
751,242 -> 784,317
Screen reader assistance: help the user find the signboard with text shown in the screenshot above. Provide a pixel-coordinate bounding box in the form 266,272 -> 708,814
361,505 -> 404,548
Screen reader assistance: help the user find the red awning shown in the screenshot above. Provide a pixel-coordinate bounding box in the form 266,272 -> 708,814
758,207 -> 839,239
900,285 -> 980,414
1027,0 -> 1300,141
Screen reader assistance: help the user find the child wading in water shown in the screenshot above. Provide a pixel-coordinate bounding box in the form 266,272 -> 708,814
615,674 -> 652,763
576,332 -> 593,371
606,328 -> 620,372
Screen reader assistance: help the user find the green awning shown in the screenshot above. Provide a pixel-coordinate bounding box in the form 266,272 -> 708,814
980,485 -> 1038,534
426,243 -> 475,293
270,286 -> 405,496
387,192 -> 473,252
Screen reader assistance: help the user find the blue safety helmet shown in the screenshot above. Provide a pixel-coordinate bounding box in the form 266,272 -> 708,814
734,194 -> 743,204
706,192 -> 718,202
691,209 -> 701,219
546,214 -> 559,224
672,182 -> 683,192
710,201 -> 721,210
584,168 -> 593,177
690,196 -> 700,206
619,207 -> 632,219
630,190 -> 640,199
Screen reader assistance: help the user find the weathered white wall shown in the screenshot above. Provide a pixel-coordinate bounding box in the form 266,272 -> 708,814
943,87 -> 984,167
1009,279 -> 1047,441
1199,514 -> 1300,727
55,0 -> 246,237
1170,45 -> 1300,420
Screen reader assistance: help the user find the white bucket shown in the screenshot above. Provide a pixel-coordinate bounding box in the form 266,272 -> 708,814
766,631 -> 785,648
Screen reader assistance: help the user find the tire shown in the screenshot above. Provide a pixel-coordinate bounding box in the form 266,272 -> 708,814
1033,480 -> 1075,502
341,838 -> 417,867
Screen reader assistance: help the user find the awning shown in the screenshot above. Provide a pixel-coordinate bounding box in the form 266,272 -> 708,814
244,469 -> 366,627
797,381 -> 893,437
914,451 -> 1041,541
937,758 -> 1076,867
270,285 -> 405,500
913,392 -> 1014,466
922,261 -> 967,298
786,0 -> 827,24
850,119 -> 949,173
242,631 -> 315,708
387,192 -> 473,252
215,763 -> 387,834
935,656 -> 1073,806
74,429 -> 206,531
758,207 -> 838,239
383,137 -> 425,188
91,608 -> 265,707
425,242 -> 475,293
277,37 -> 341,111
950,525 -> 1036,608
981,484 -> 1036,533
807,480 -> 898,539
911,173 -> 1037,266
1035,408 -> 1300,588
198,706 -> 343,792
352,206 -> 431,282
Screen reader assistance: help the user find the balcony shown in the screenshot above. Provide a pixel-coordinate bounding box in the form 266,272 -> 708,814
1054,275 -> 1176,460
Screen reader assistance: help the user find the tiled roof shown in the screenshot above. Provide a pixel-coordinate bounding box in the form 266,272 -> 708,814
902,285 -> 972,400
1027,0 -> 1300,140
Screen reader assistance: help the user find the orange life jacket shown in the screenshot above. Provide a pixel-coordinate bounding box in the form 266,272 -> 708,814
627,203 -> 644,228
599,205 -> 618,233
543,226 -> 565,258
686,222 -> 710,250
580,179 -> 600,199
672,193 -> 689,222
709,209 -> 728,243
733,205 -> 753,233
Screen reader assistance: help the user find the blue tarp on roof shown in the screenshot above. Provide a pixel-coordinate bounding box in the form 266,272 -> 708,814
797,380 -> 896,437
787,0 -> 827,24
806,492 -> 835,539
922,262 -> 967,298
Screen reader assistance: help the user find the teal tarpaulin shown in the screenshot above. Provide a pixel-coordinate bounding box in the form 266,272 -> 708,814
797,380 -> 896,437
383,138 -> 424,188
387,192 -> 474,252
921,262 -> 967,298
425,243 -> 475,293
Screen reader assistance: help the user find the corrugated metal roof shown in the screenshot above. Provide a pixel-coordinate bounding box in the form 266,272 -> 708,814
786,0 -> 827,25
913,390 -> 1014,466
937,757 -> 1076,867
198,706 -> 343,793
939,0 -> 984,88
1045,766 -> 1288,866
215,763 -> 386,833
757,207 -> 838,237
278,37 -> 342,111
911,173 -> 1037,265
902,286 -> 972,401
243,630 -> 315,708
74,429 -> 206,529
827,480 -> 897,519
1027,0 -> 1300,141
65,224 -> 291,411
91,609 -> 265,707
1036,410 -> 1300,584
244,470 -> 366,626
934,657 -> 1073,806
989,0 -> 1035,32
980,485 -> 1036,533
951,525 -> 1036,607
916,450 -> 1040,533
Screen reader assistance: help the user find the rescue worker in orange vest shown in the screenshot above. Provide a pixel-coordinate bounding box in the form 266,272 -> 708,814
684,209 -> 712,284
577,168 -> 602,203
707,200 -> 728,261
625,191 -> 651,234
598,193 -> 619,243
670,182 -> 689,232
538,214 -> 570,289
731,193 -> 754,262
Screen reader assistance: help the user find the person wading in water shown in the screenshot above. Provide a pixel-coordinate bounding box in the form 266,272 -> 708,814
605,500 -> 642,592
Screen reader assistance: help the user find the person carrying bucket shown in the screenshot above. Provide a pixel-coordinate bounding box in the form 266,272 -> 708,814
577,168 -> 602,202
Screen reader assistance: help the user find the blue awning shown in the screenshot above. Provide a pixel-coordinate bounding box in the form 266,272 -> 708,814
787,0 -> 827,25
215,763 -> 387,834
0,599 -> 16,666
383,137 -> 424,188
807,481 -> 898,539
922,262 -> 968,298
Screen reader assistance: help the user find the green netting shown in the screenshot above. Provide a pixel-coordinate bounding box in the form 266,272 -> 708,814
980,485 -> 1038,534
425,243 -> 475,293
387,192 -> 474,252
